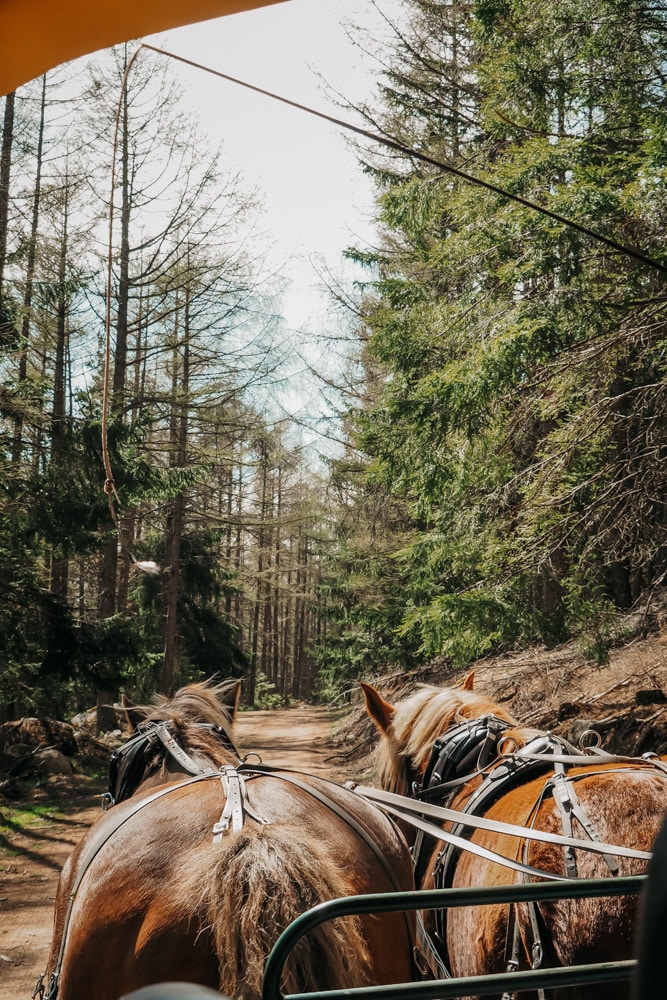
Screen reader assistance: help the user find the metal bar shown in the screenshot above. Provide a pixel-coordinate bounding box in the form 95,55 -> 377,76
279,961 -> 636,1000
262,877 -> 644,1000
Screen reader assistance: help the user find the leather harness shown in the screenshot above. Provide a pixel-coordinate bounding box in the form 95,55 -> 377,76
353,715 -> 661,992
35,723 -> 414,1000
104,718 -> 239,808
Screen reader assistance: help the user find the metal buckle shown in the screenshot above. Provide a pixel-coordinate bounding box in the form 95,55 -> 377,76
31,973 -> 45,1000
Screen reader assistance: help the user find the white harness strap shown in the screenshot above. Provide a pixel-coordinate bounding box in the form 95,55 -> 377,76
415,912 -> 450,980
211,764 -> 271,841
550,763 -> 620,877
213,765 -> 246,840
153,722 -> 208,776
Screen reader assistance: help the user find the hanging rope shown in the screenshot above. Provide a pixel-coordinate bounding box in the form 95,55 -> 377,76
102,45 -> 160,577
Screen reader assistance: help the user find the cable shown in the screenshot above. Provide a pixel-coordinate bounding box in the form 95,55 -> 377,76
142,42 -> 667,276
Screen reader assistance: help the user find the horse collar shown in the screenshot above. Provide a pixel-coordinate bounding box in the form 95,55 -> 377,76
105,719 -> 239,808
419,714 -> 512,798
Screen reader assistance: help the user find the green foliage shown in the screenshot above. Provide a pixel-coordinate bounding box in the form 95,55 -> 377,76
398,589 -> 522,665
252,672 -> 286,709
0,400 -> 176,717
318,0 -> 667,688
0,804 -> 64,856
315,463 -> 423,692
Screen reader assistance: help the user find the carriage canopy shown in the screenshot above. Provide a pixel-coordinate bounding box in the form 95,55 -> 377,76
0,0 -> 286,96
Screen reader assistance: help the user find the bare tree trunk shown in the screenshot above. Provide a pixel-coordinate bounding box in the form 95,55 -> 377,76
261,503 -> 273,682
224,463 -> 234,618
117,286 -> 145,611
280,554 -> 293,698
77,556 -> 86,618
116,511 -> 135,613
301,540 -> 314,698
0,90 -> 15,299
291,532 -> 306,700
98,57 -> 131,620
271,465 -> 282,687
96,690 -> 117,736
112,59 -> 131,401
161,493 -> 184,694
249,443 -> 269,705
50,169 -> 70,600
233,461 -> 243,632
12,75 -> 46,465
161,285 -> 190,693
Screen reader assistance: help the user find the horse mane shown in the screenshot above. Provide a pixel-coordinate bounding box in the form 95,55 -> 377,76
376,684 -> 520,796
135,679 -> 240,770
143,679 -> 237,727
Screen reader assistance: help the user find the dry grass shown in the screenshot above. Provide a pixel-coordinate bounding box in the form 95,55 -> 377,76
332,618 -> 667,776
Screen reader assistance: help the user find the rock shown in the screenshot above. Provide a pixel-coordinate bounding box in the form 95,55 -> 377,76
70,707 -> 97,734
0,718 -> 77,756
33,749 -> 74,776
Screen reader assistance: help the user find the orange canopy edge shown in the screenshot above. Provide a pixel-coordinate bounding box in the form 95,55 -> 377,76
0,0 -> 288,96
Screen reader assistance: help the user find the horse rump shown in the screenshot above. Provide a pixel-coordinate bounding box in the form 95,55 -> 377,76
183,824 -> 372,1000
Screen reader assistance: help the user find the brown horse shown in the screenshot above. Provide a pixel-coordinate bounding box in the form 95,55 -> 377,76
361,675 -> 667,999
40,680 -> 416,1000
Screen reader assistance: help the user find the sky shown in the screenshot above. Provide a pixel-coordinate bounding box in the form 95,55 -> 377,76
139,0 -> 403,451
144,0 -> 399,330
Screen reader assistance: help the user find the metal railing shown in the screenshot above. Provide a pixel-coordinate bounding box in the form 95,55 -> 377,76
262,875 -> 645,1000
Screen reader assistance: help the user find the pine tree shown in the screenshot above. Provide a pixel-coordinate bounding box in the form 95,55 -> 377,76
325,0 -> 667,674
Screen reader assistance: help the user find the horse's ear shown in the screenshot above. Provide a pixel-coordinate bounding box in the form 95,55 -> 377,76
461,671 -> 475,691
121,692 -> 148,733
229,680 -> 242,720
215,680 -> 241,722
360,681 -> 395,734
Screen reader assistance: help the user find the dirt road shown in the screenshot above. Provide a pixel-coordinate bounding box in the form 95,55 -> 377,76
0,704 -> 349,1000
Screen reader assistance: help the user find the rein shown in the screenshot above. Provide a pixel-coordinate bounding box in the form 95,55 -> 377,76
352,783 -> 653,864
357,718 -> 664,984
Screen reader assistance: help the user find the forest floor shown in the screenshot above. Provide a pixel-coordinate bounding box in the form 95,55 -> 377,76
1,619 -> 667,999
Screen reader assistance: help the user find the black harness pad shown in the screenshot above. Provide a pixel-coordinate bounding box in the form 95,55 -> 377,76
105,719 -> 239,808
106,727 -> 161,806
421,714 -> 511,795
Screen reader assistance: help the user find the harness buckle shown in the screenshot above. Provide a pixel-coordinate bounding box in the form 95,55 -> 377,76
142,721 -> 165,746
33,972 -> 59,1000
213,765 -> 246,841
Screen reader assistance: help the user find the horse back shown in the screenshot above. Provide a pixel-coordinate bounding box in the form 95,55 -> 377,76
49,772 -> 415,1000
439,762 -> 667,989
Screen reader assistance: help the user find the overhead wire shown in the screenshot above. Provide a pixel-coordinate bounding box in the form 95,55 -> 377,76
142,42 -> 667,276
101,40 -> 666,561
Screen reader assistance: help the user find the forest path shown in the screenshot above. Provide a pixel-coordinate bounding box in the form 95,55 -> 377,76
0,704 -> 348,1000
